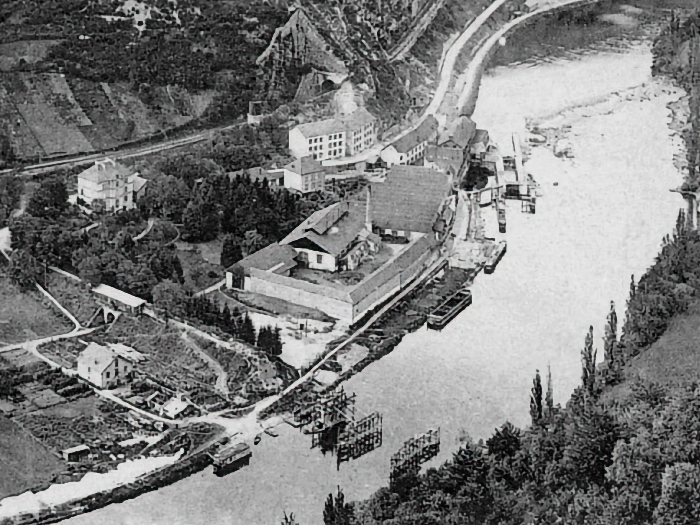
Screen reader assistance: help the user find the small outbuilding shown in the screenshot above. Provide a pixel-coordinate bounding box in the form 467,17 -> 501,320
93,284 -> 146,315
62,444 -> 91,463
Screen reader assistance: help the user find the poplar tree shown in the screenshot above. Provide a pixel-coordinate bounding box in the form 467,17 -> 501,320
544,365 -> 554,421
581,326 -> 597,396
530,369 -> 543,425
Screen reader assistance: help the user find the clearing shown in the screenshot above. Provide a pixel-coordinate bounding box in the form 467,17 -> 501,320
0,279 -> 73,345
176,248 -> 225,292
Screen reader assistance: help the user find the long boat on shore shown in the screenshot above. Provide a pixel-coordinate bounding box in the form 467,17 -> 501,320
427,286 -> 472,331
484,240 -> 507,274
210,442 -> 252,476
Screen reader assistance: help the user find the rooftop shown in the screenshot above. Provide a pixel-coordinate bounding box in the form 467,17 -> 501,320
233,242 -> 299,274
392,116 -> 438,154
295,118 -> 348,139
108,343 -> 146,363
92,284 -> 147,308
162,397 -> 190,418
281,201 -> 367,257
79,158 -> 134,184
437,116 -> 476,150
338,107 -> 376,131
229,167 -> 284,183
285,156 -> 325,176
294,107 -> 376,139
78,342 -> 116,374
130,174 -> 148,194
370,166 -> 452,234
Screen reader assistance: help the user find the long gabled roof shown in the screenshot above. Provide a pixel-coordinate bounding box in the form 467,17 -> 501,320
370,166 -> 451,234
233,242 -> 299,274
295,118 -> 348,139
281,201 -> 367,257
391,116 -> 438,154
294,107 -> 376,139
93,284 -> 146,308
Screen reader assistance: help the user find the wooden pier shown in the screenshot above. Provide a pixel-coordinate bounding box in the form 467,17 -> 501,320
390,428 -> 441,484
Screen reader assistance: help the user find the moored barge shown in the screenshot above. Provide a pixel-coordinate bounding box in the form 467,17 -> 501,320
484,240 -> 507,274
210,442 -> 252,476
427,287 -> 472,331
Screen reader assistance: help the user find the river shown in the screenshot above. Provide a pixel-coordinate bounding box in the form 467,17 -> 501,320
65,30 -> 685,525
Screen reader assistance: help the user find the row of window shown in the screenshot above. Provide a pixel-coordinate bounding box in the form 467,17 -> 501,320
308,133 -> 344,146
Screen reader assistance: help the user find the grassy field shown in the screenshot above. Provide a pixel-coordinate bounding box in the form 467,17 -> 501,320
0,40 -> 60,71
0,415 -> 64,499
0,279 -> 73,345
45,273 -> 101,327
624,301 -> 700,387
177,248 -> 225,292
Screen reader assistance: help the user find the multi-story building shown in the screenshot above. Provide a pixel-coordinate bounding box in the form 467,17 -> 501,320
288,107 -> 377,161
425,116 -> 477,174
77,158 -> 147,212
381,115 -> 438,167
77,342 -> 133,390
282,156 -> 327,193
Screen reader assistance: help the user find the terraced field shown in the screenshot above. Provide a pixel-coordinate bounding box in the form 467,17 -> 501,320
0,71 -> 217,161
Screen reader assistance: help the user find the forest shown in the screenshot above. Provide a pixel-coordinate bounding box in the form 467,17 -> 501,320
7,130 -> 325,303
320,10 -> 700,525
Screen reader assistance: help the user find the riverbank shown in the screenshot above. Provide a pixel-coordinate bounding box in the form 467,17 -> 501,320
42,3 -> 689,525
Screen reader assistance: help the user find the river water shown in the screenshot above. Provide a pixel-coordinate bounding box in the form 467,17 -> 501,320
66,37 -> 685,525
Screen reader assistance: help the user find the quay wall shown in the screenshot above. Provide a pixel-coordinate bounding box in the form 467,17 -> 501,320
457,0 -> 601,117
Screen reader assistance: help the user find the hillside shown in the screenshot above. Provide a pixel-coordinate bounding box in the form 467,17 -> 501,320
0,0 -> 504,167
0,0 -> 291,165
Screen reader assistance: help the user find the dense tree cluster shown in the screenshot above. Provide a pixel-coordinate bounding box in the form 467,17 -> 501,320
152,282 -> 282,353
0,175 -> 22,228
621,211 -> 698,355
10,187 -> 182,301
653,10 -> 700,186
140,138 -> 324,249
3,0 -> 284,92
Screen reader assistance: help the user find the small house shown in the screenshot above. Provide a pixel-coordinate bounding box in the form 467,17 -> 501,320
62,444 -> 91,463
77,158 -> 146,212
77,342 -> 134,389
381,116 -> 438,167
283,156 -> 326,194
160,394 -> 196,419
93,284 -> 146,315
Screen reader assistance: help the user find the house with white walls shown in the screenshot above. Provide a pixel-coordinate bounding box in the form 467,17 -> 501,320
77,158 -> 147,212
288,107 -> 377,161
380,115 -> 438,167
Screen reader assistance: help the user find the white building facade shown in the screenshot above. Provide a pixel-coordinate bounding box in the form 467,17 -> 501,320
77,342 -> 133,389
289,107 -> 377,161
77,158 -> 143,212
